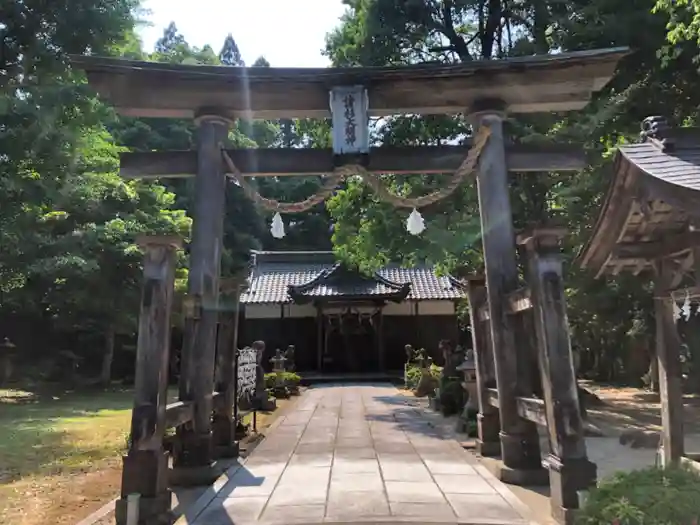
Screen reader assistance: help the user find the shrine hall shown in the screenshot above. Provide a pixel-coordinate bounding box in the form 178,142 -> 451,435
238,251 -> 467,374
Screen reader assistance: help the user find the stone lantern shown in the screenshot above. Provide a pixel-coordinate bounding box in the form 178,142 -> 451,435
455,349 -> 478,433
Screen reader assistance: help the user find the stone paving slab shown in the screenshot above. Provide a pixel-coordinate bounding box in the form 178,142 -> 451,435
188,384 -> 537,525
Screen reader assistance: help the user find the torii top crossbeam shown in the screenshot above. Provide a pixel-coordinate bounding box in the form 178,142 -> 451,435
70,47 -> 628,120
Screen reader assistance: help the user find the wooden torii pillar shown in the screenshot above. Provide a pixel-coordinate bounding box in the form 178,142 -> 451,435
116,236 -> 180,525
465,275 -> 501,457
471,104 -> 545,483
655,259 -> 686,466
521,228 -> 596,523
171,111 -> 231,485
213,276 -> 246,458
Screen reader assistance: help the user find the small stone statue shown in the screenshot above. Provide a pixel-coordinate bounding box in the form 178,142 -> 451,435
439,339 -> 464,379
405,344 -> 414,364
414,356 -> 438,397
252,340 -> 275,410
284,345 -> 296,372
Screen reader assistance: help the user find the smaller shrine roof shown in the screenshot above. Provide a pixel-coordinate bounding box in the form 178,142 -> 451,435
240,251 -> 466,304
288,263 -> 411,304
578,117 -> 700,279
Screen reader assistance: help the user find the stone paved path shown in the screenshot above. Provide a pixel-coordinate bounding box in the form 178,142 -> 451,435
189,384 -> 536,524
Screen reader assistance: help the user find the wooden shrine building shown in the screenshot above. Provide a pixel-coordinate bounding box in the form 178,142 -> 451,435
579,116 -> 700,470
239,251 -> 466,373
69,46 -> 628,525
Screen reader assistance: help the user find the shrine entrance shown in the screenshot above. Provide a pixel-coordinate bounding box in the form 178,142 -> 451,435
323,307 -> 379,374
70,46 -> 628,525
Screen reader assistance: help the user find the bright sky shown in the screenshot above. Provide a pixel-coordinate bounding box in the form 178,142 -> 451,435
138,0 -> 347,67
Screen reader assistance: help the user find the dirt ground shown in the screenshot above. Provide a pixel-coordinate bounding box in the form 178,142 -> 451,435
86,396 -> 294,525
581,381 -> 700,435
0,384 -> 293,525
498,383 -> 700,525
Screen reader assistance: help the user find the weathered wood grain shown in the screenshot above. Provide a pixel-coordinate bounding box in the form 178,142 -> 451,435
119,144 -> 587,179
165,401 -> 194,429
654,259 -> 686,466
515,396 -> 547,427
466,277 -> 501,457
70,48 -> 628,119
116,235 -> 180,525
174,115 -> 230,473
522,228 -> 596,523
474,110 -> 543,474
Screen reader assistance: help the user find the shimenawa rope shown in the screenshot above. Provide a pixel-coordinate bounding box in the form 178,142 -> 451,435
220,124 -> 491,213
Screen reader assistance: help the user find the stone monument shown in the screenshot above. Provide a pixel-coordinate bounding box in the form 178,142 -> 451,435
413,355 -> 438,397
270,348 -> 289,399
251,340 -> 275,411
284,345 -> 296,372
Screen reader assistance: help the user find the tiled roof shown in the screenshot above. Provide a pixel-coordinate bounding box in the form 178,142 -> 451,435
288,263 -> 410,302
619,136 -> 700,191
240,251 -> 466,304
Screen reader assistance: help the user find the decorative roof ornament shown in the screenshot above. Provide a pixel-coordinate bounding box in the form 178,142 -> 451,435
640,115 -> 674,151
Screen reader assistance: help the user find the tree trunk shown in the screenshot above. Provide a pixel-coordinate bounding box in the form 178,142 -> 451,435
100,323 -> 116,386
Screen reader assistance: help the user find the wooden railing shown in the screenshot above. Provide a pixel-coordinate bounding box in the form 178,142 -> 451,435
467,228 -> 596,524
165,400 -> 195,429
485,389 -> 547,427
478,287 -> 533,321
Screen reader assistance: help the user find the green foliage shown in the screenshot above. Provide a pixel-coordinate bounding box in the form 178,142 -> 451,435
576,466 -> 700,525
655,0 -> 700,60
264,372 -> 301,390
8,0 -> 700,393
404,365 -> 421,390
323,0 -> 700,385
438,379 -> 465,416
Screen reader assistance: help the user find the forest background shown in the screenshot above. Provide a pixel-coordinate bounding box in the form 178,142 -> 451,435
4,0 -> 700,391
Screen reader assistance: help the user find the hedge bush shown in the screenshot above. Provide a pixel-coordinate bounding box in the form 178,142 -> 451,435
576,465 -> 700,525
404,363 -> 442,390
264,371 -> 301,389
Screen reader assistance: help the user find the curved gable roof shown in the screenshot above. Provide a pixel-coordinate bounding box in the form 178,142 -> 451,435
240,251 -> 466,304
578,117 -> 700,278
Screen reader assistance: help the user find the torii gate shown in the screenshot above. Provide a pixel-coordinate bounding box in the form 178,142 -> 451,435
71,46 -> 627,525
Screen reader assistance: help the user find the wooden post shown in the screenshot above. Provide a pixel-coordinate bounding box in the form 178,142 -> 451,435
472,107 -> 543,482
654,259 -> 685,466
465,276 -> 501,457
316,306 -> 323,372
173,112 -> 230,484
115,236 -> 181,525
376,307 -> 385,372
521,228 -> 596,524
212,278 -> 244,458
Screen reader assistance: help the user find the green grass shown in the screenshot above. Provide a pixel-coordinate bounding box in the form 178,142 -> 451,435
0,386 -> 135,483
0,385 -> 175,525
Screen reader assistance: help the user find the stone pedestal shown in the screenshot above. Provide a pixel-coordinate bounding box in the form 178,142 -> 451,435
116,451 -> 172,525
545,455 -> 597,525
476,412 -> 502,457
